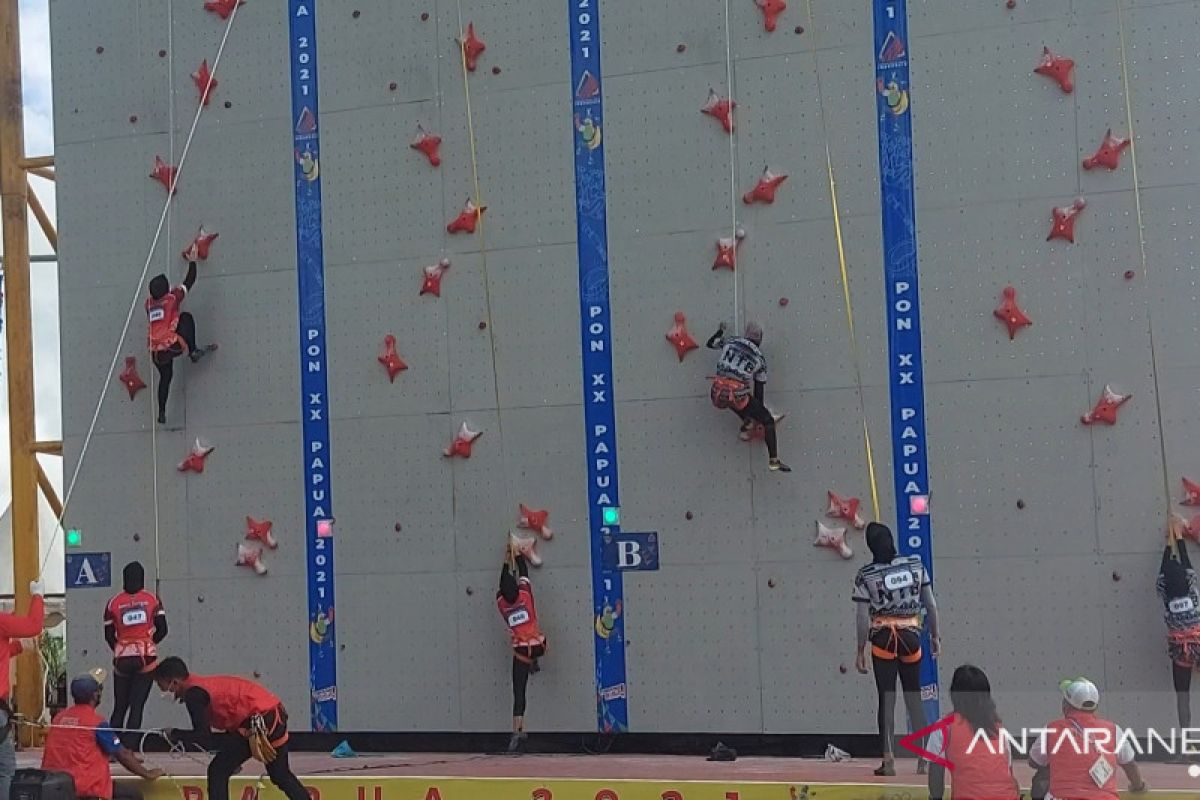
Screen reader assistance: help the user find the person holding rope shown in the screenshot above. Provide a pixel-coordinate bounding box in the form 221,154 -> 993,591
0,579 -> 45,800
41,671 -> 163,800
104,562 -> 167,732
1158,520 -> 1200,738
852,522 -> 939,776
497,542 -> 547,753
146,261 -> 213,425
706,321 -> 791,472
153,657 -> 309,800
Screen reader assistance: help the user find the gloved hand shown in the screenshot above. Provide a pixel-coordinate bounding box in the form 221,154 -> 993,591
29,580 -> 44,597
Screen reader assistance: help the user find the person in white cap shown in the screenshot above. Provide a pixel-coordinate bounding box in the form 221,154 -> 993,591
1028,677 -> 1147,800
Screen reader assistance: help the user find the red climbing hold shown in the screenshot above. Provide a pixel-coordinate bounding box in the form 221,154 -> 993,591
182,227 -> 219,261
177,437 -> 215,473
814,521 -> 853,559
1047,197 -> 1086,243
245,516 -> 278,549
1081,384 -> 1131,425
191,59 -> 218,106
119,356 -> 146,400
378,334 -> 408,382
741,411 -> 786,442
236,544 -> 268,575
447,199 -> 485,234
457,23 -> 486,72
203,0 -> 244,20
756,0 -> 787,31
509,530 -> 543,567
994,286 -> 1032,340
420,258 -> 451,297
1181,477 -> 1200,506
1034,46 -> 1075,93
443,422 -> 482,458
150,156 -> 178,195
701,88 -> 735,133
518,504 -> 554,540
713,228 -> 746,271
827,490 -> 866,529
410,125 -> 442,167
743,167 -> 788,205
1082,129 -> 1130,171
665,312 -> 699,362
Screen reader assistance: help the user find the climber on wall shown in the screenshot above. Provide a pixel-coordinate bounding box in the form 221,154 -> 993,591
853,522 -> 939,776
497,541 -> 547,754
146,260 -> 213,425
154,657 -> 309,800
1158,521 -> 1200,742
0,579 -> 45,800
104,561 -> 167,731
706,321 -> 790,472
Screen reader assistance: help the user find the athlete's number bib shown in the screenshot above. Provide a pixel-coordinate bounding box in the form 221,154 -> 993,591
148,308 -> 165,322
1089,755 -> 1114,788
1170,597 -> 1195,614
506,607 -> 530,628
884,568 -> 915,591
121,608 -> 148,627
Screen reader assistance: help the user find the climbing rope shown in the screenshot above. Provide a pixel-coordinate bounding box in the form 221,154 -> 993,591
1115,0 -> 1173,519
804,0 -> 881,521
38,1 -> 242,578
720,0 -> 741,332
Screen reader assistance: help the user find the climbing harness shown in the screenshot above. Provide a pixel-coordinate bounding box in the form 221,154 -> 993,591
247,714 -> 278,765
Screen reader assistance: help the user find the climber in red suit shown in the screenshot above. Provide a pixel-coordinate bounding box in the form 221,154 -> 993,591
146,262 -> 209,425
706,321 -> 790,472
154,657 -> 309,800
497,545 -> 547,753
103,562 -> 167,731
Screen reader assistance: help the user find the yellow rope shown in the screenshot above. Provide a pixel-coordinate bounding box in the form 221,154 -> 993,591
806,0 -> 881,521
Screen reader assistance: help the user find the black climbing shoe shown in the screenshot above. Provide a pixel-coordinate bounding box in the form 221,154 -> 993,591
874,761 -> 896,776
707,742 -> 738,762
157,413 -> 166,425
768,458 -> 792,473
507,731 -> 527,753
530,659 -> 541,675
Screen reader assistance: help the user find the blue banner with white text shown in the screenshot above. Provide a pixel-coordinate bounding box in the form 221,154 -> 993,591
872,0 -> 939,725
288,0 -> 338,731
568,0 -> 629,733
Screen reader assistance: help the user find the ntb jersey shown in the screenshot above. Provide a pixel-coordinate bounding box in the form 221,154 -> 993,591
715,337 -> 767,385
852,555 -> 928,619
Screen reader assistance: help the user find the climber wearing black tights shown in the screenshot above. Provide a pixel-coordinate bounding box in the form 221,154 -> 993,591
706,321 -> 790,472
146,261 -> 210,424
1159,530 -> 1200,740
497,546 -> 547,753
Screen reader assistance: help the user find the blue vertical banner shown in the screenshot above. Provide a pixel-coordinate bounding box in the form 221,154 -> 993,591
872,0 -> 939,725
287,0 -> 338,731
567,0 -> 629,733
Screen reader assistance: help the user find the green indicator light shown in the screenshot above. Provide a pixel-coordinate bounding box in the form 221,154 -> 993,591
601,507 -> 620,526
65,528 -> 83,548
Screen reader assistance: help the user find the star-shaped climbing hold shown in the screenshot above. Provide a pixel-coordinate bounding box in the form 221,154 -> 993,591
192,59 -> 218,106
1034,46 -> 1075,93
701,88 -> 735,133
245,516 -> 278,549
518,504 -> 554,540
756,0 -> 787,31
182,226 -> 219,261
814,521 -> 853,559
177,437 -> 215,473
420,259 -> 451,297
509,530 -> 543,567
1047,197 -> 1086,244
410,124 -> 442,167
236,543 -> 268,575
665,311 -> 699,362
150,156 -> 178,195
444,422 -> 483,458
447,199 -> 486,234
1081,384 -> 1131,425
119,356 -> 146,400
204,0 -> 245,20
457,22 -> 486,72
1082,129 -> 1130,171
378,334 -> 408,383
827,490 -> 866,529
1182,477 -> 1200,507
744,166 -> 788,205
994,286 -> 1032,340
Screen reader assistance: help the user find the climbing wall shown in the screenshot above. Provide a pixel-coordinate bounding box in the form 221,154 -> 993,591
51,0 -> 1200,737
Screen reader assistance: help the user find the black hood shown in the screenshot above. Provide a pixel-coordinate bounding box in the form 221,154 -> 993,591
123,561 -> 145,594
865,522 -> 897,565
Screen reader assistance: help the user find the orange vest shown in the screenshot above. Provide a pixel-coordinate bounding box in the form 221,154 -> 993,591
42,704 -> 113,800
106,590 -> 160,660
145,290 -> 183,351
942,714 -> 1019,800
184,674 -> 281,732
497,584 -> 545,649
1044,713 -> 1120,800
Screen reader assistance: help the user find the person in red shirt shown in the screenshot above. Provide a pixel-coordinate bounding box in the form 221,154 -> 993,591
42,672 -> 162,800
0,579 -> 45,800
927,665 -> 1020,800
497,544 -> 547,753
103,562 -> 167,731
146,262 -> 212,425
153,657 -> 308,800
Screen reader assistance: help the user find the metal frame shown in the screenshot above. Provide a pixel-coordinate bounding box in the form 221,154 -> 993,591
1,0 -> 62,741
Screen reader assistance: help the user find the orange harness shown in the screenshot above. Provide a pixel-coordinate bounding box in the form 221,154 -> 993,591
870,615 -> 922,663
710,377 -> 750,411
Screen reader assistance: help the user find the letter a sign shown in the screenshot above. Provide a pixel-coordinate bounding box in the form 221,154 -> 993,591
66,552 -> 112,589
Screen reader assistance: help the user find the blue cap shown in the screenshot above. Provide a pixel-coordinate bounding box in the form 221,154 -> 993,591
69,675 -> 101,704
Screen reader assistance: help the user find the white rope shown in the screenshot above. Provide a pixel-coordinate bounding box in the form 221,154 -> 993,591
39,1 -> 242,577
721,0 -> 740,332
